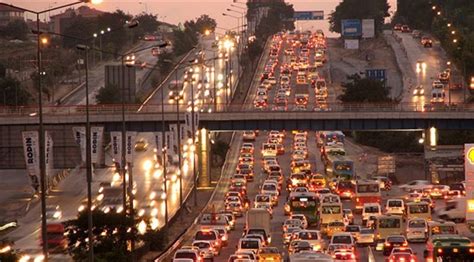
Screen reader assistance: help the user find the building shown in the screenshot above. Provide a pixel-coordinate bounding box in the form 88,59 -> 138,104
50,5 -> 104,34
0,5 -> 25,26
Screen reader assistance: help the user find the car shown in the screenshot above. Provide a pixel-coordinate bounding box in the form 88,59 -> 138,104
387,247 -> 417,262
342,209 -> 354,225
173,248 -> 201,262
412,30 -> 422,38
283,225 -> 301,245
288,240 -> 312,254
290,214 -> 308,229
413,85 -> 424,96
382,235 -> 408,256
45,205 -> 62,220
243,131 -> 256,142
345,225 -> 360,241
406,218 -> 428,243
401,25 -> 411,33
332,249 -> 356,262
330,232 -> 355,248
357,228 -> 375,246
386,199 -> 405,215
194,229 -> 222,253
393,24 -> 402,31
399,180 -> 431,192
134,139 -> 148,151
326,222 -> 346,238
257,247 -> 283,261
421,36 -> 433,47
192,240 -> 215,258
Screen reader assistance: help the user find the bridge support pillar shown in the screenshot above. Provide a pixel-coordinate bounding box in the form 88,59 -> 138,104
197,128 -> 211,188
424,127 -> 438,182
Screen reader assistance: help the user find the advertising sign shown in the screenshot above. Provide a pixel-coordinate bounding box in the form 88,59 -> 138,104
110,132 -> 122,163
341,19 -> 362,37
154,132 -> 163,155
22,131 -> 40,191
45,131 -> 53,179
72,126 -> 86,162
362,19 -> 375,38
465,144 -> 474,222
293,11 -> 324,21
344,39 -> 359,49
91,126 -> 103,164
366,69 -> 386,81
125,132 -> 137,163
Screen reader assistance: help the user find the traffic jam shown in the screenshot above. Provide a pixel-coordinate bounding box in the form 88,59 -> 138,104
171,31 -> 474,262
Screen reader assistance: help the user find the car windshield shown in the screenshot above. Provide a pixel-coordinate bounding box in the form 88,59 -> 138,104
364,206 -> 379,213
388,201 -> 402,207
409,204 -> 429,214
346,226 -> 359,232
387,236 -> 405,243
360,229 -> 374,234
263,184 -> 276,191
193,242 -> 210,249
195,231 -> 216,240
241,240 -> 259,249
332,235 -> 352,244
175,251 -> 197,259
298,231 -> 318,240
260,247 -> 279,254
409,220 -> 426,228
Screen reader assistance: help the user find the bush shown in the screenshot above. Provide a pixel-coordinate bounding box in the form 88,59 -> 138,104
352,131 -> 423,153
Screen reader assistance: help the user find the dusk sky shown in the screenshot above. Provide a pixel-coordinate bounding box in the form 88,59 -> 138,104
5,0 -> 397,37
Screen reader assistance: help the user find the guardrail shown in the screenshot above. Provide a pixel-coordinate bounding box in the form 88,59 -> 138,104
152,132 -> 237,261
1,102 -> 474,117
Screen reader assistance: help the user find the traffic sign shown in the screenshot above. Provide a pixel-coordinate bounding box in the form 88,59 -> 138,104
366,69 -> 386,81
341,19 -> 362,37
293,11 -> 324,21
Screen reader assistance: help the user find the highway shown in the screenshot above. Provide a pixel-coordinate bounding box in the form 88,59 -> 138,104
394,30 -> 465,107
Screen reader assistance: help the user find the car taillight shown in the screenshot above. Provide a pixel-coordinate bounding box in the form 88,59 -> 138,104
437,248 -> 443,253
402,242 -> 408,246
385,243 -> 390,247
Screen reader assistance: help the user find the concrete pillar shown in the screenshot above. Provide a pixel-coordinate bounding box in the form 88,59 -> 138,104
198,128 -> 211,188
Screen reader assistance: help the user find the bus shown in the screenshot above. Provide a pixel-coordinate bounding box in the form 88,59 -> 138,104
427,220 -> 457,240
355,180 -> 381,210
320,144 -> 345,163
406,201 -> 431,221
318,131 -> 345,147
424,235 -> 474,261
262,143 -> 277,157
324,155 -> 354,180
319,202 -> 343,227
284,192 -> 319,226
374,215 -> 404,241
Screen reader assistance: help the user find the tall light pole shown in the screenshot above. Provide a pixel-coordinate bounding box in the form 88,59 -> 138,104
0,1 -> 101,260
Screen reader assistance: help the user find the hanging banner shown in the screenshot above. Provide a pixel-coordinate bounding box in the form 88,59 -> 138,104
180,125 -> 186,144
154,132 -> 163,155
110,131 -> 122,163
22,131 -> 40,191
72,126 -> 86,162
91,126 -> 104,164
169,124 -> 178,154
165,131 -> 174,163
125,132 -> 137,163
185,112 -> 192,128
45,131 -> 53,180
194,112 -> 200,130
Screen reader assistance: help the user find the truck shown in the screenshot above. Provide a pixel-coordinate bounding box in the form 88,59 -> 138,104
41,222 -> 67,253
245,208 -> 271,243
294,84 -> 309,106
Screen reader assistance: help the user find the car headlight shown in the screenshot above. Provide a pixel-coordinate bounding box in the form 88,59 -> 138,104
116,206 -> 124,213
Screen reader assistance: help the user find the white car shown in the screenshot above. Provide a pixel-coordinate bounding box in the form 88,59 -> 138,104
357,228 -> 375,246
385,199 -> 405,215
293,230 -> 326,251
362,203 -> 381,223
406,218 -> 428,242
290,214 -> 309,229
267,76 -> 277,85
243,131 -> 256,141
330,233 -> 355,248
399,180 -> 432,192
280,75 -> 290,85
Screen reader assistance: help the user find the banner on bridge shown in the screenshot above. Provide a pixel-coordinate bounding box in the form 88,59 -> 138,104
72,127 -> 86,162
91,127 -> 104,164
22,131 -> 40,192
110,131 -> 122,164
125,132 -> 137,163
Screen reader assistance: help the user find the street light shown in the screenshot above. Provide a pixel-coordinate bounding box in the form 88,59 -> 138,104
0,1 -> 102,260
93,27 -> 111,62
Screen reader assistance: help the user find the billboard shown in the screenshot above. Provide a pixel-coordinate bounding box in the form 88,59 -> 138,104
362,19 -> 375,38
464,144 -> 474,222
293,11 -> 324,21
341,19 -> 362,37
344,39 -> 359,49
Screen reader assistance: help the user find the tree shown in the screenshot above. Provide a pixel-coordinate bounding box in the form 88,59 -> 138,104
338,74 -> 392,103
96,84 -> 121,104
194,15 -> 217,34
135,13 -> 160,36
66,210 -> 135,261
157,52 -> 174,76
329,0 -> 390,35
172,27 -> 197,56
1,19 -> 29,40
0,77 -> 31,106
61,15 -> 97,49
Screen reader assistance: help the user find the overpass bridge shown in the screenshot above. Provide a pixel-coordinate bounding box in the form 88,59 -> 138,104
2,103 -> 474,131
1,102 -> 473,169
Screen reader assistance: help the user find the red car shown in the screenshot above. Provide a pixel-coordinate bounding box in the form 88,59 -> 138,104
388,247 -> 417,262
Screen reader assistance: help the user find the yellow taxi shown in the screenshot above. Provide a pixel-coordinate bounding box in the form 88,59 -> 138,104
258,247 -> 283,261
325,221 -> 345,237
309,173 -> 326,189
134,139 -> 148,152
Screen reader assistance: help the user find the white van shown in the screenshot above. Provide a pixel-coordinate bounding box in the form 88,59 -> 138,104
406,218 -> 428,242
362,203 -> 381,223
437,197 -> 466,222
430,88 -> 445,104
386,199 -> 405,215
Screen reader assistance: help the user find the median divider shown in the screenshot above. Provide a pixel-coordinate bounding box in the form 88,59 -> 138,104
152,132 -> 238,261
367,246 -> 376,262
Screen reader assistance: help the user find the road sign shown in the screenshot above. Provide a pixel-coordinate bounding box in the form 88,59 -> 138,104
293,11 -> 324,21
362,19 -> 375,38
341,19 -> 362,37
377,155 -> 395,174
366,69 -> 386,81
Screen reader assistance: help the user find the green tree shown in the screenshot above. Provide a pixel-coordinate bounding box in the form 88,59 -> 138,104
194,14 -> 217,34
66,210 -> 135,261
61,15 -> 97,48
135,13 -> 159,37
338,74 -> 392,103
157,52 -> 174,76
1,19 -> 29,40
329,0 -> 390,35
172,27 -> 197,56
96,84 -> 121,104
0,77 -> 31,106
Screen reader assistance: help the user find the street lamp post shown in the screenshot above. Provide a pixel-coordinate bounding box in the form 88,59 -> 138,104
0,1 -> 101,260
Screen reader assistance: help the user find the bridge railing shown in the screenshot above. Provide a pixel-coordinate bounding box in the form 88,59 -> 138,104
0,102 -> 473,117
